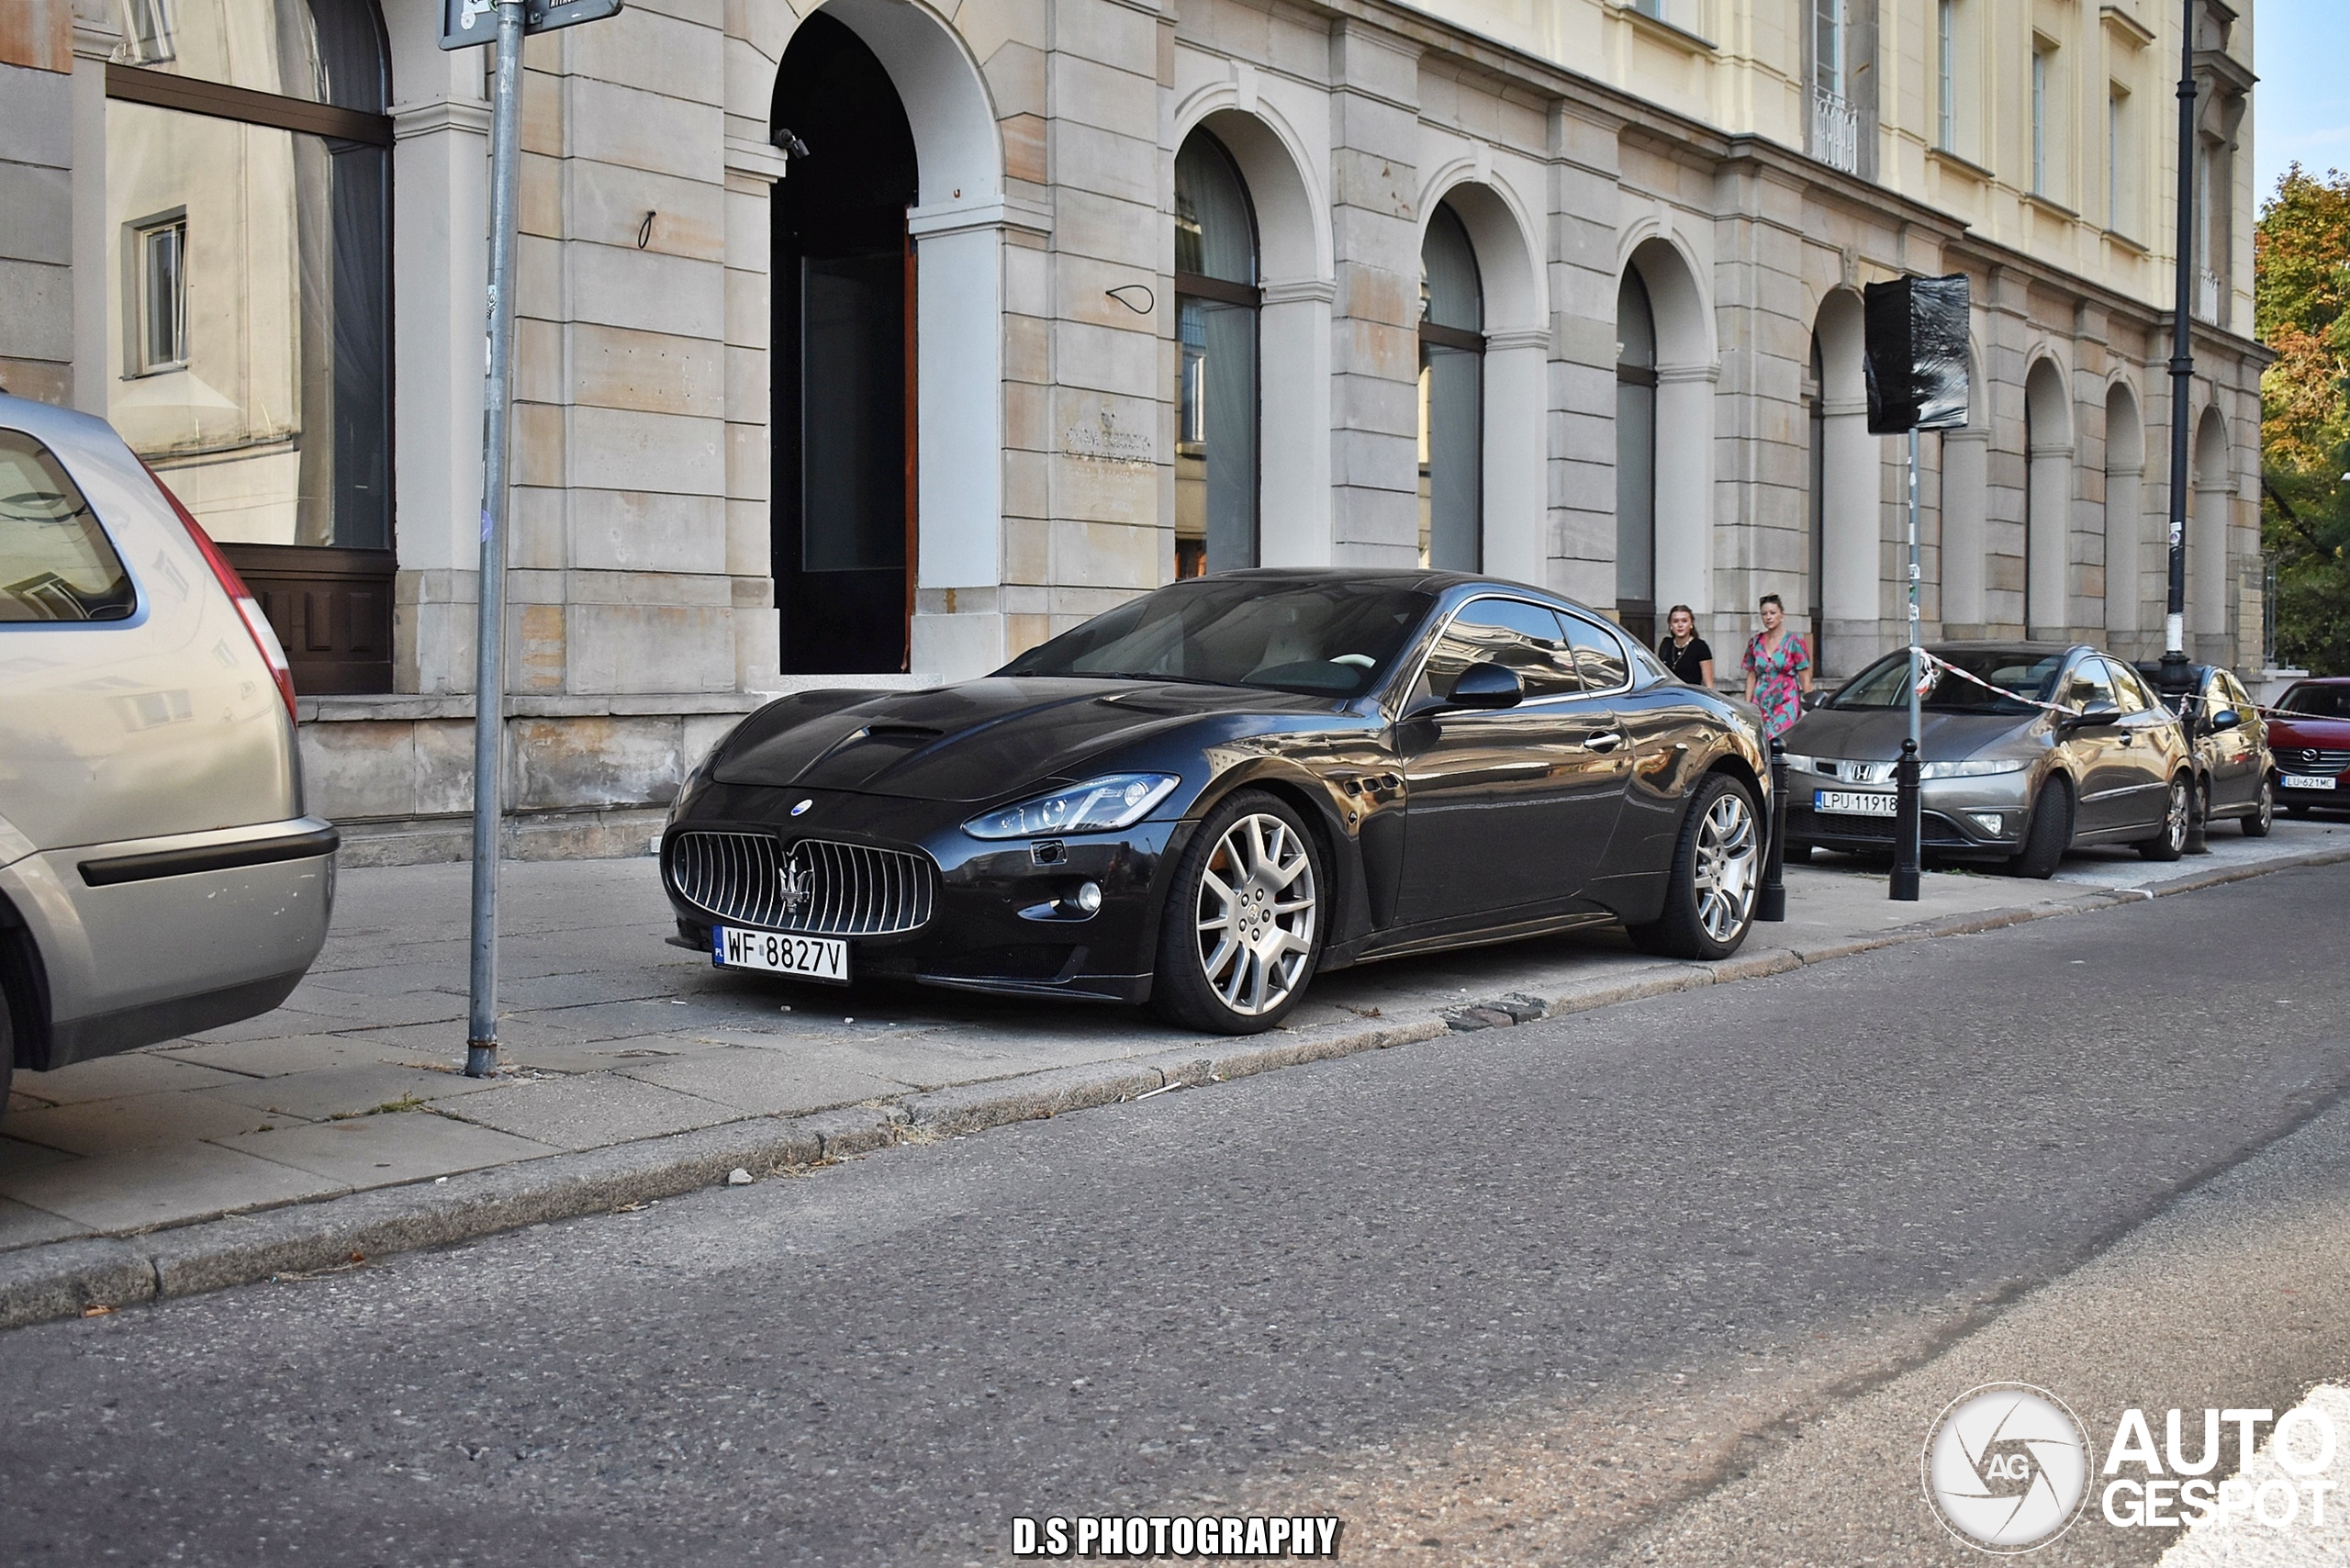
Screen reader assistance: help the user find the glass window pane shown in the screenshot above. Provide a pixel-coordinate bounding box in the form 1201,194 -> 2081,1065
800,252 -> 908,573
112,0 -> 388,113
1562,613 -> 1630,690
1175,295 -> 1259,575
1421,203 -> 1482,332
1420,599 -> 1581,702
0,431 -> 138,623
1174,134 -> 1256,286
1423,343 -> 1480,571
106,98 -> 390,550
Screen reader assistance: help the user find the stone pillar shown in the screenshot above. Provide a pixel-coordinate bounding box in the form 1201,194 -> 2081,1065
1326,18 -> 1420,565
2191,473 -> 2229,661
1259,278 -> 1337,568
1818,393 -> 1878,676
2026,439 -> 2070,638
1939,427 -> 1988,631
2105,459 -> 2142,637
1653,363 -> 1716,620
1480,326 -> 1549,586
68,1 -> 118,414
1544,103 -> 1623,610
723,135 -> 784,692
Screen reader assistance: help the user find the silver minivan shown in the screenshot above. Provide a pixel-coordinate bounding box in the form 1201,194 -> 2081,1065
0,393 -> 336,1107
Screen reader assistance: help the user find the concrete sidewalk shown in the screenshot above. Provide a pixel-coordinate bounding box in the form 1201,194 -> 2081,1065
3,817 -> 2345,1326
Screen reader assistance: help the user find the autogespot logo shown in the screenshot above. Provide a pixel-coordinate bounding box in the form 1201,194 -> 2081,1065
1922,1383 -> 2092,1552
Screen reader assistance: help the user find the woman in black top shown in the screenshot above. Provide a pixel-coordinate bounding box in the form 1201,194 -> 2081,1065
1656,604 -> 1714,688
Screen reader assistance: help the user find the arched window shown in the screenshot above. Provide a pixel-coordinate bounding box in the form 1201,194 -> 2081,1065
1173,132 -> 1260,577
105,0 -> 393,691
1418,201 -> 1483,571
1615,270 -> 1657,644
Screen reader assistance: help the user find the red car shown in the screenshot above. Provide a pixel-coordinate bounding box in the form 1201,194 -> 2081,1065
2269,678 -> 2350,815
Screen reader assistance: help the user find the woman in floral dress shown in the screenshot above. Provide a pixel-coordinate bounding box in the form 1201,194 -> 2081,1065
1741,593 -> 1813,739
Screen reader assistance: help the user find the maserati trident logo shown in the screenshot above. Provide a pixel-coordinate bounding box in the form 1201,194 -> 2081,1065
778,856 -> 811,917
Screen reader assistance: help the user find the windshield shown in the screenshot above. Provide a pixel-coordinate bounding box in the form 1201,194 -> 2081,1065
2281,685 -> 2350,720
1830,649 -> 2065,715
1000,577 -> 1435,698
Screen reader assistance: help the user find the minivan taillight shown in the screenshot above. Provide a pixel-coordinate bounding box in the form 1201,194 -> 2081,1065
140,459 -> 299,722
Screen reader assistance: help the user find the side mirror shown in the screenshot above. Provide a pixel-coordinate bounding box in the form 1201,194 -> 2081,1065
2207,707 -> 2241,732
2062,700 -> 2121,731
1442,662 -> 1525,711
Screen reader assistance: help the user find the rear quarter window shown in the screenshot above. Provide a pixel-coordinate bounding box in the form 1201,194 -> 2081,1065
0,429 -> 136,623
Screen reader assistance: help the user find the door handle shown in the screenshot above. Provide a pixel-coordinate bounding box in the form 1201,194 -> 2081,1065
1584,730 -> 1624,753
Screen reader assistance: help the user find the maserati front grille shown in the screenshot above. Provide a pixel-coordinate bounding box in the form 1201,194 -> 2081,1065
667,831 -> 935,936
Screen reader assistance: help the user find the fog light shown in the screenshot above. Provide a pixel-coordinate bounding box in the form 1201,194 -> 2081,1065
1969,812 -> 2004,834
1075,880 -> 1103,913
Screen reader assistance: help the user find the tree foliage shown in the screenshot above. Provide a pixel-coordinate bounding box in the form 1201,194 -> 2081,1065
2258,165 -> 2350,675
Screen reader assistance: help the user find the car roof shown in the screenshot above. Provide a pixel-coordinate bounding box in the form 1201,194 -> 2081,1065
1924,640 -> 2084,655
0,390 -> 121,453
2285,676 -> 2350,688
1205,566 -> 1609,620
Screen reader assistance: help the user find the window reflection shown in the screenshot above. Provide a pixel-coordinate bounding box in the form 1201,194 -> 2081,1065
1172,132 -> 1259,579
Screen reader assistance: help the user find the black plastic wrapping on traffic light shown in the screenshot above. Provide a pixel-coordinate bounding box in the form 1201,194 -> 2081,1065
1863,274 -> 1971,433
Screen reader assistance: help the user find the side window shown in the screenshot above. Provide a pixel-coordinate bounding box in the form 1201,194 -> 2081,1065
2217,673 -> 2251,713
2065,659 -> 2116,711
0,429 -> 136,623
1561,613 -> 1630,691
1416,599 -> 1583,703
2107,660 -> 2151,714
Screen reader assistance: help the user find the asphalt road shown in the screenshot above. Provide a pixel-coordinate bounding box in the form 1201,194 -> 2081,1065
6,866 -> 2350,1566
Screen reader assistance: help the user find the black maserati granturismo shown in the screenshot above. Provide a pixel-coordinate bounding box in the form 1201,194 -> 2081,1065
658,570 -> 1771,1033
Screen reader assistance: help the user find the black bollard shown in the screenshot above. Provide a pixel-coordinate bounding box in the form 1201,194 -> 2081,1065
1757,736 -> 1789,922
1890,737 -> 1921,902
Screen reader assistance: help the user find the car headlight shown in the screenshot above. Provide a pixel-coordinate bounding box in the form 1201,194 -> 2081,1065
963,773 -> 1181,839
1918,759 -> 2029,780
1779,753 -> 1820,772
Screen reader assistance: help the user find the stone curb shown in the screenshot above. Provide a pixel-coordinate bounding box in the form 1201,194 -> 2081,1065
3,845 -> 2343,1333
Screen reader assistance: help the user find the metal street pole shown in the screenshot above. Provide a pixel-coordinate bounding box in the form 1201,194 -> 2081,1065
2158,0 -> 2198,709
465,0 -> 527,1078
1891,425 -> 1922,902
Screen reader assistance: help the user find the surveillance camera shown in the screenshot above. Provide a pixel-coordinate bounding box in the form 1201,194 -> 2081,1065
772,127 -> 811,160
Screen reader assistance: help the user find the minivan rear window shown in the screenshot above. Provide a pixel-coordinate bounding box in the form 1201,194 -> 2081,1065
0,429 -> 135,622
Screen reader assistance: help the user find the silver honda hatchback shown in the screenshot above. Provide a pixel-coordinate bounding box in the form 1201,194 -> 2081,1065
0,393 -> 336,1109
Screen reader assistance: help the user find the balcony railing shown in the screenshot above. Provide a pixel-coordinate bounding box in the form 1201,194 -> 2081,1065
1811,88 -> 1858,174
2196,268 -> 2223,324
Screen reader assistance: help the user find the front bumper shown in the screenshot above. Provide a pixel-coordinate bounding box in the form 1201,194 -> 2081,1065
659,782 -> 1190,1004
1785,769 -> 2037,858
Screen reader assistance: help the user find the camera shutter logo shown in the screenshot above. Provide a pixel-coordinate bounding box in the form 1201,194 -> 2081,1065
1921,1383 -> 2090,1552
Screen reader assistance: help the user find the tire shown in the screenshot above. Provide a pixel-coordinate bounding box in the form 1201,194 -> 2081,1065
2242,774 -> 2275,837
0,975 -> 12,1125
1154,790 -> 1326,1035
1628,774 -> 1762,961
2138,774 -> 2190,861
2009,778 -> 2073,879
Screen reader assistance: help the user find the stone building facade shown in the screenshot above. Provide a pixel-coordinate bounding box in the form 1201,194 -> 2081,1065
1,0 -> 2266,859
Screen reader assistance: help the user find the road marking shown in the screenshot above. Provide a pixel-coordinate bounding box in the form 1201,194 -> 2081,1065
2158,1383 -> 2350,1566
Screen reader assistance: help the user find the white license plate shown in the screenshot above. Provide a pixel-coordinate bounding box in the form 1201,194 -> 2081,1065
2280,775 -> 2339,790
713,925 -> 849,983
1817,789 -> 1898,817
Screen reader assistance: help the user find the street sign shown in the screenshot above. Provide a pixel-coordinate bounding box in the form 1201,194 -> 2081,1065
441,0 -> 623,50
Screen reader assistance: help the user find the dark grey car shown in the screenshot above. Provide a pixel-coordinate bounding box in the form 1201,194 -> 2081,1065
1781,644 -> 2192,878
2131,661 -> 2275,838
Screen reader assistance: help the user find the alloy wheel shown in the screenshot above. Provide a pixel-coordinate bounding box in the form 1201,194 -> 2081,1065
2164,779 -> 2189,852
1692,789 -> 1760,943
1193,812 -> 1319,1016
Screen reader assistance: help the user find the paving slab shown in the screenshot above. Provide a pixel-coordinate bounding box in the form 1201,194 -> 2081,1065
214,1112 -> 556,1186
616,1044 -> 918,1116
151,1035 -> 415,1079
192,1061 -> 513,1121
8,1051 -> 256,1106
0,1141 -> 346,1233
2,1090 -> 293,1158
0,1195 -> 91,1249
442,1072 -> 746,1150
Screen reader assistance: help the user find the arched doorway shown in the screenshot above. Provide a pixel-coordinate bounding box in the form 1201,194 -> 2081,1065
2023,356 -> 2071,637
2104,382 -> 2144,642
1419,200 -> 1483,572
1173,130 -> 1261,577
772,12 -> 919,673
103,0 -> 396,691
1614,269 -> 1657,643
